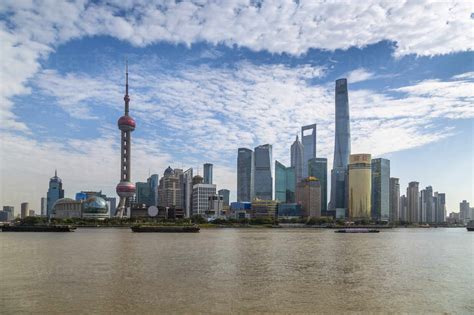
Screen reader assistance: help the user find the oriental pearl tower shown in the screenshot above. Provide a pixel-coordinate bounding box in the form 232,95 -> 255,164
115,62 -> 136,217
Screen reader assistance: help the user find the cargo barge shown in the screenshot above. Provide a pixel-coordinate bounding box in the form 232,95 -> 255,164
335,229 -> 379,233
1,225 -> 75,232
467,220 -> 474,232
131,225 -> 200,233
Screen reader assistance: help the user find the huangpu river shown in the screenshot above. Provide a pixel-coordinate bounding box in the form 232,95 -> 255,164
1,228 -> 472,314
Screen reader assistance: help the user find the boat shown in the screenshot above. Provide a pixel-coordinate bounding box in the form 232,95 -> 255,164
1,224 -> 75,232
335,228 -> 379,233
467,220 -> 474,232
131,225 -> 200,233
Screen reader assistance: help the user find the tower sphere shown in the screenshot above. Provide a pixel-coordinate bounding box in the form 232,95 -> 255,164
116,181 -> 136,198
118,115 -> 136,131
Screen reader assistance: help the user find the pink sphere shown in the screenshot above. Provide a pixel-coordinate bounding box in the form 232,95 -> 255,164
118,115 -> 136,132
116,181 -> 136,198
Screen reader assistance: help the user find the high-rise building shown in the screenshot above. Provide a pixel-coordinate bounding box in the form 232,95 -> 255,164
47,170 -> 64,218
301,124 -> 317,178
274,161 -> 295,203
407,182 -> 419,224
291,135 -> 304,187
158,167 -> 183,209
21,202 -> 29,219
182,168 -> 193,218
106,197 -> 117,218
136,182 -> 151,206
330,78 -> 351,211
400,195 -> 408,222
116,63 -> 136,217
308,157 -> 327,212
253,144 -> 272,200
218,189 -> 230,207
434,192 -> 446,223
348,154 -> 371,221
371,158 -> 390,222
296,177 -> 321,218
148,174 -> 159,206
208,195 -> 224,217
460,200 -> 471,221
237,148 -> 253,202
2,206 -> 14,219
203,163 -> 213,184
420,186 -> 434,223
389,177 -> 400,223
192,183 -> 216,216
41,197 -> 47,217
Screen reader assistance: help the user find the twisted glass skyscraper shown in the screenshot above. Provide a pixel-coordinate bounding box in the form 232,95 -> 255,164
330,78 -> 351,211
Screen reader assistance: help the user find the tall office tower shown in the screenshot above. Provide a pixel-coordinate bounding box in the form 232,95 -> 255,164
182,168 -> 193,218
348,154 -> 371,221
296,177 -> 321,218
389,177 -> 400,223
301,124 -> 317,178
291,135 -> 304,186
420,186 -> 434,223
2,206 -> 14,219
330,78 -> 351,211
218,189 -> 230,207
400,195 -> 408,222
158,167 -> 183,209
192,183 -> 216,216
434,192 -> 446,223
106,197 -> 117,218
407,182 -> 419,224
237,148 -> 253,202
41,197 -> 47,216
371,158 -> 390,222
460,200 -> 471,221
115,63 -> 136,217
275,161 -> 296,203
135,182 -> 151,206
148,174 -> 159,206
21,202 -> 29,219
254,144 -> 273,200
47,170 -> 64,217
203,163 -> 213,184
308,157 -> 328,212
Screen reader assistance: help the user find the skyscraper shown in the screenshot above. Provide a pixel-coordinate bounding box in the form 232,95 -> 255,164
148,174 -> 159,206
2,206 -> 14,219
434,192 -> 446,223
330,78 -> 351,211
460,200 -> 471,221
389,177 -> 400,223
203,163 -> 213,184
21,202 -> 29,219
158,167 -> 183,209
136,182 -> 151,206
47,170 -> 64,217
400,195 -> 408,222
301,124 -> 316,178
291,135 -> 304,186
308,157 -> 327,212
371,158 -> 390,222
182,168 -> 193,218
253,144 -> 272,200
407,182 -> 419,224
218,189 -> 230,207
348,154 -> 371,221
237,148 -> 253,202
296,177 -> 321,218
115,62 -> 136,217
41,197 -> 47,217
192,183 -> 216,216
275,161 -> 295,203
420,186 -> 434,223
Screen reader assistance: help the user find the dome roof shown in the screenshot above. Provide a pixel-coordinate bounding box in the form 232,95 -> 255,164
82,196 -> 108,214
52,198 -> 75,207
164,166 -> 174,176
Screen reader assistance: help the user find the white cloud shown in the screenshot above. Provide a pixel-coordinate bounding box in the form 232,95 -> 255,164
345,68 -> 375,83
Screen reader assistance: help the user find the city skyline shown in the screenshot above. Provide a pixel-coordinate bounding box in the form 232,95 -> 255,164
1,2 -> 473,213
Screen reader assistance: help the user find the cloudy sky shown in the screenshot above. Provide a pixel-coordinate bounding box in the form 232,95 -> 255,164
0,0 -> 473,214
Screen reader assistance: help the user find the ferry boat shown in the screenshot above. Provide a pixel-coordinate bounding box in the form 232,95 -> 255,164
131,225 -> 200,233
467,220 -> 474,232
335,228 -> 379,233
1,224 -> 75,232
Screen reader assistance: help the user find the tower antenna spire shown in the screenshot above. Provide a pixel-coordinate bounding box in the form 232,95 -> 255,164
124,58 -> 130,115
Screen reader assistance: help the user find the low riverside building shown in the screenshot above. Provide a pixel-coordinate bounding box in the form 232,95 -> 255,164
251,199 -> 278,219
277,203 -> 302,219
52,196 -> 109,219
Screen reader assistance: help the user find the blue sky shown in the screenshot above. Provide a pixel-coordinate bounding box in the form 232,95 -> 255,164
0,1 -> 473,213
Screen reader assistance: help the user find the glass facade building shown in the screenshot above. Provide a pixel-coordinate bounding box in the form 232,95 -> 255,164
203,163 -> 213,184
136,182 -> 151,206
348,154 -> 371,221
291,136 -> 304,187
301,124 -> 316,178
296,177 -> 322,218
47,170 -> 64,218
308,157 -> 327,212
407,182 -> 419,224
218,189 -> 230,207
371,158 -> 390,222
237,148 -> 253,202
330,79 -> 351,211
274,161 -> 295,203
253,144 -> 272,200
389,177 -> 400,223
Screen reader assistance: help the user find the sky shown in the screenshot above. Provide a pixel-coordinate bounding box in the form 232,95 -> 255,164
0,0 -> 473,214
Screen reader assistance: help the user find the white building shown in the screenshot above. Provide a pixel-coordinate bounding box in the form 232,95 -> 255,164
192,183 -> 216,216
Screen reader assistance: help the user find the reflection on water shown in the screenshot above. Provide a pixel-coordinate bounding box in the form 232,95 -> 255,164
0,228 -> 472,314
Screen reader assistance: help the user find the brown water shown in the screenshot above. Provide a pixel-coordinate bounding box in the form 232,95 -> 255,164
0,228 -> 472,314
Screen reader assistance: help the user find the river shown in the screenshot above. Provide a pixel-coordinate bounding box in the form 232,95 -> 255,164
0,228 -> 472,314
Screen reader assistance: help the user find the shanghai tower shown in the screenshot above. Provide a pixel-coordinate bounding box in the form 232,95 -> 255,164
115,62 -> 136,217
330,78 -> 351,211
